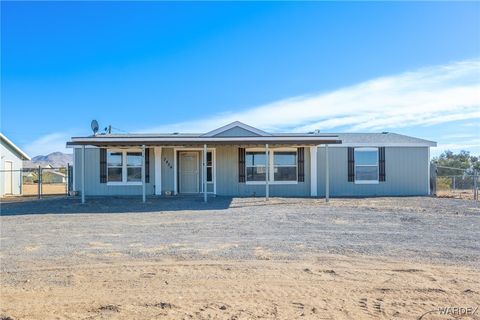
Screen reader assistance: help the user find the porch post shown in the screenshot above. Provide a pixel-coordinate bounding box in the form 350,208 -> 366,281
81,145 -> 85,204
142,145 -> 146,203
203,144 -> 207,203
310,146 -> 318,197
154,147 -> 162,195
265,143 -> 269,201
325,144 -> 329,203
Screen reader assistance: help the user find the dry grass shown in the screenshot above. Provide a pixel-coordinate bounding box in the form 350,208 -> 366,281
22,183 -> 66,196
437,189 -> 477,200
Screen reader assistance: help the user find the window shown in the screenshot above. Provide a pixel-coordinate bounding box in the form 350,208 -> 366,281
273,151 -> 297,181
354,148 -> 379,183
246,152 -> 267,182
126,152 -> 142,182
245,149 -> 298,183
206,151 -> 213,182
107,151 -> 123,182
107,149 -> 143,184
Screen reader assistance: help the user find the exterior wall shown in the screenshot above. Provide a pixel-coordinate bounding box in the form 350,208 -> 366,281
74,144 -> 429,198
317,146 -> 429,196
215,145 -> 311,197
74,148 -> 155,196
161,147 -> 175,193
0,141 -> 24,196
214,127 -> 260,137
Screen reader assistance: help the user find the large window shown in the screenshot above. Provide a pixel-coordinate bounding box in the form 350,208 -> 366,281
107,149 -> 143,184
246,149 -> 298,183
354,148 -> 378,183
246,152 -> 267,182
273,151 -> 297,181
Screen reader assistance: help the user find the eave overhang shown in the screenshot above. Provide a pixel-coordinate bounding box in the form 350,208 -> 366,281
67,136 -> 342,147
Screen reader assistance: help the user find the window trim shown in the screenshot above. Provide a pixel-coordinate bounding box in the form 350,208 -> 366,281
354,147 -> 379,184
245,147 -> 299,185
106,148 -> 144,186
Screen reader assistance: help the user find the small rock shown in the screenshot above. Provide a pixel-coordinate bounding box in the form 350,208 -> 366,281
98,304 -> 120,312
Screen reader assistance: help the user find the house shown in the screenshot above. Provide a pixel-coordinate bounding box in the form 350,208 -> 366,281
67,121 -> 436,202
1,133 -> 31,197
42,170 -> 67,184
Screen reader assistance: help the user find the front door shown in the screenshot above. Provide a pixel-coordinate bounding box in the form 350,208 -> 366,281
4,161 -> 13,194
179,152 -> 199,193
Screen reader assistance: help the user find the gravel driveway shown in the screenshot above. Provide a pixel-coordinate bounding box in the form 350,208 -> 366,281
1,196 -> 479,270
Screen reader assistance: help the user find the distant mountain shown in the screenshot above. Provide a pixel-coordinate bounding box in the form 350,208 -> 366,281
24,152 -> 73,168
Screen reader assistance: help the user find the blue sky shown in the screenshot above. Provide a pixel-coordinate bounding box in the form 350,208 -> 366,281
1,1 -> 479,156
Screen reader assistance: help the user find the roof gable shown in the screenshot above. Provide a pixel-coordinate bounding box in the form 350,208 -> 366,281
0,133 -> 30,160
202,121 -> 271,137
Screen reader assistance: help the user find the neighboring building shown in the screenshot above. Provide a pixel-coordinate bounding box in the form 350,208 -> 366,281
1,133 -> 30,196
67,121 -> 436,200
42,170 -> 67,184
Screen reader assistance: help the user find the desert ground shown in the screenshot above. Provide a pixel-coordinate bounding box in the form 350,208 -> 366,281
1,196 -> 479,319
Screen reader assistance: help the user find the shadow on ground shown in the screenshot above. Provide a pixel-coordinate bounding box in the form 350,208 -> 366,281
0,196 -> 233,216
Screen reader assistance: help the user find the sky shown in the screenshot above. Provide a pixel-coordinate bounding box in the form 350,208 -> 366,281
1,1 -> 479,157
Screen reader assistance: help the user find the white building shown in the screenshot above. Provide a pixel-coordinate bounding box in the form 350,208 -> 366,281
1,133 -> 30,196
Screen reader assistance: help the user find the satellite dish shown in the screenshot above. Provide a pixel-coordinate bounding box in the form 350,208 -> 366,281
91,120 -> 99,135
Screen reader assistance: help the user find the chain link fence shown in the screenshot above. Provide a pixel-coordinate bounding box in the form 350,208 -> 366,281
1,165 -> 73,198
431,164 -> 479,200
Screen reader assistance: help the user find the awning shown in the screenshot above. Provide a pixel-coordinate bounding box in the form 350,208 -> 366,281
67,135 -> 342,147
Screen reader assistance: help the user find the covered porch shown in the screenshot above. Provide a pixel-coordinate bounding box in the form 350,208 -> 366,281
67,123 -> 341,203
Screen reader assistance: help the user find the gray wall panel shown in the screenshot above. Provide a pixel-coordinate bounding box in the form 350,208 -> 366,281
317,146 -> 429,196
161,147 -> 175,193
74,148 -> 155,196
214,127 -> 260,137
215,145 -> 310,197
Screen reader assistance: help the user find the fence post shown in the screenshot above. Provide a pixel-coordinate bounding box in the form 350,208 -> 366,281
38,165 -> 42,199
430,163 -> 437,196
474,171 -> 478,201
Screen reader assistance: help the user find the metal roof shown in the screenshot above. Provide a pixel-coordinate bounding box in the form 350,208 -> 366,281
330,132 -> 437,146
66,122 -> 437,147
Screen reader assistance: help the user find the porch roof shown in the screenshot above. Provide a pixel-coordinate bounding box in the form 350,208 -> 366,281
66,134 -> 342,147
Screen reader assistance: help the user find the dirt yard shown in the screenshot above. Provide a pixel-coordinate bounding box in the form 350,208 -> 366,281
1,197 -> 479,319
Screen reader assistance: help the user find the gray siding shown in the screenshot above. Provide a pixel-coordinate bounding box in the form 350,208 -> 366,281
215,145 -> 311,197
317,146 -> 429,196
214,127 -> 260,137
161,147 -> 175,193
0,141 -> 24,196
74,145 -> 430,198
74,148 -> 155,196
